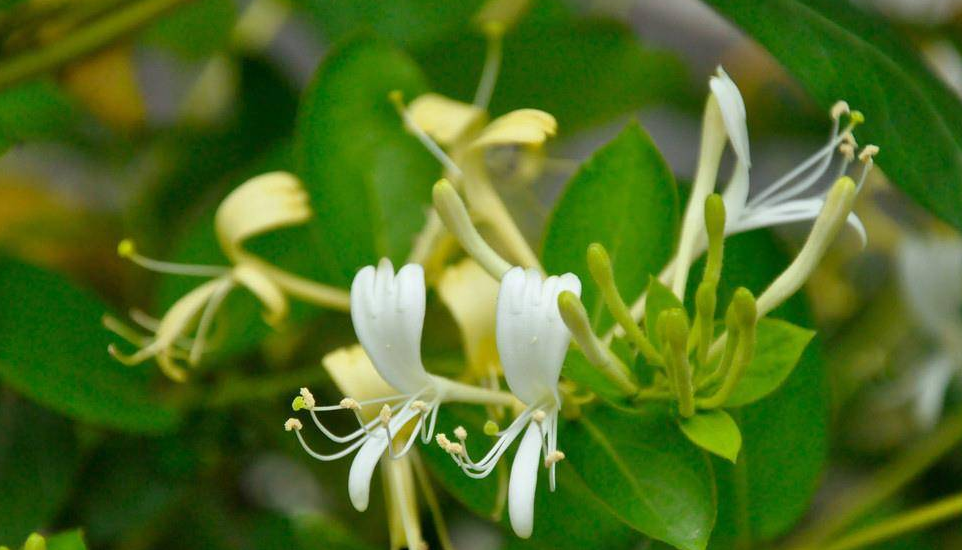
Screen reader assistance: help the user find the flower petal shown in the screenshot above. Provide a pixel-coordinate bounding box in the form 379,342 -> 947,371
509,421 -> 543,539
709,67 -> 751,168
496,267 -> 580,404
721,160 -> 750,231
897,235 -> 962,339
437,259 -> 500,373
351,259 -> 431,394
348,434 -> 389,512
232,263 -> 289,326
470,109 -> 557,150
214,172 -> 311,262
407,93 -> 488,146
914,352 -> 959,429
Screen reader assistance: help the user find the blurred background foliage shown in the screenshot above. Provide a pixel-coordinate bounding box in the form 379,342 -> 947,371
1,0 -> 962,548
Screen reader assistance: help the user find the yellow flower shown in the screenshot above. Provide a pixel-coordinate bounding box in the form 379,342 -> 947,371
106,171 -> 349,382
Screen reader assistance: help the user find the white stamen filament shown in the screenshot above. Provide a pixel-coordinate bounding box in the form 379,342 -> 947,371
390,92 -> 464,179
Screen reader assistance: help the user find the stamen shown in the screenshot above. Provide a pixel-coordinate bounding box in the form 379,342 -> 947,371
293,428 -> 367,461
188,278 -> 234,365
340,397 -> 361,410
473,21 -> 505,110
544,450 -> 566,467
300,387 -> 316,409
389,91 -> 464,178
831,100 -> 850,120
454,426 -> 468,441
379,404 -> 393,427
484,420 -> 500,436
284,418 -> 303,431
532,410 -> 546,423
856,145 -> 879,191
117,239 -> 230,278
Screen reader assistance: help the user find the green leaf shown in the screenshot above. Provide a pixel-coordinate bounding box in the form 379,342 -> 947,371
542,122 -> 678,334
295,37 -> 438,285
724,318 -> 815,407
679,409 -> 742,463
561,351 -> 632,409
687,231 -> 827,548
0,258 -> 179,433
45,531 -> 87,550
565,405 -> 716,550
645,276 -> 684,349
418,1 -> 694,131
0,396 -> 78,546
0,80 -> 81,148
703,0 -> 962,231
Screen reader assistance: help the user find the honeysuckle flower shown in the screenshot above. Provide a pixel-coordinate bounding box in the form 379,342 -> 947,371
886,234 -> 962,428
287,259 -> 517,513
105,171 -> 350,381
438,266 -> 580,538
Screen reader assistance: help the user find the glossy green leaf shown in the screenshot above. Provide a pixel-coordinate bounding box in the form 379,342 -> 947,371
645,276 -> 684,349
679,409 -> 742,463
564,405 -> 716,550
542,123 -> 678,334
724,318 -> 815,407
0,396 -> 78,546
687,231 -> 827,548
418,1 -> 694,131
295,38 -> 438,285
704,0 -> 962,231
45,530 -> 87,550
0,258 -> 179,433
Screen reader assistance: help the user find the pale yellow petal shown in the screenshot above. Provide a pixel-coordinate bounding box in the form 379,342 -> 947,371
469,109 -> 557,150
407,93 -> 488,146
215,171 -> 311,262
323,345 -> 397,419
232,262 -> 289,326
436,259 -> 500,374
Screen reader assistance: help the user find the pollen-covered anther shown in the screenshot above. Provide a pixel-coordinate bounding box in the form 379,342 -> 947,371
436,433 -> 452,451
410,400 -> 429,413
532,410 -> 547,423
858,144 -> 880,163
454,426 -> 468,441
544,450 -> 566,467
379,404 -> 392,427
447,443 -> 464,456
838,142 -> 855,161
339,397 -> 360,411
830,100 -> 850,120
284,418 -> 303,431
299,387 -> 316,409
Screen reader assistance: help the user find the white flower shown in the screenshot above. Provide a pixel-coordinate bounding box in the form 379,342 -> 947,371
887,235 -> 962,428
439,266 -> 580,538
709,67 -> 873,244
288,259 -> 515,512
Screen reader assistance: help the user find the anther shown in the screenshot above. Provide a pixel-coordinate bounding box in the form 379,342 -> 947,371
410,400 -> 429,413
532,410 -> 547,423
299,387 -> 316,409
447,443 -> 464,455
483,420 -> 500,436
454,426 -> 468,440
284,418 -> 303,431
339,397 -> 360,410
858,144 -> 880,163
379,404 -> 392,427
849,110 -> 865,125
544,450 -> 566,467
830,101 -> 850,120
436,433 -> 452,451
838,143 -> 855,161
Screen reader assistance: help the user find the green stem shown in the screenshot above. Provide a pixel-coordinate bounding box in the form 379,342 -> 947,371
0,0 -> 194,90
787,407 -> 962,548
818,492 -> 962,550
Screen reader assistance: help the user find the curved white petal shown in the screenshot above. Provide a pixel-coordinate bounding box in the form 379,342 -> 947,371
496,267 -> 581,405
508,421 -> 543,539
913,353 -> 958,430
348,434 -> 388,512
897,235 -> 962,339
721,160 -> 750,232
351,259 -> 431,394
709,67 -> 751,168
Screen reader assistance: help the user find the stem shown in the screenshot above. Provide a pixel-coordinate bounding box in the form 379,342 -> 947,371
787,407 -> 962,549
248,260 -> 351,311
0,0 -> 195,89
411,452 -> 457,550
817,492 -> 962,550
473,25 -> 503,109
